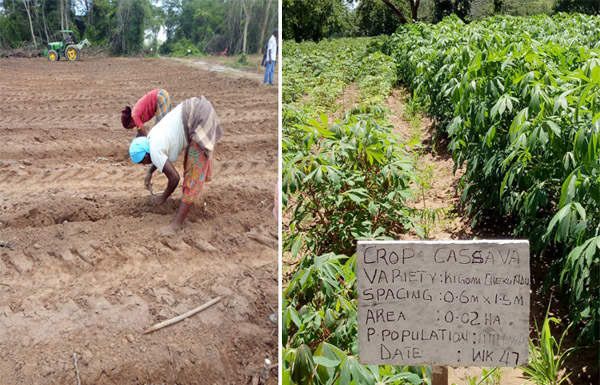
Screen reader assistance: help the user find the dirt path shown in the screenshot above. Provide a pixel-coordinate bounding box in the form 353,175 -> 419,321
383,89 -> 529,385
0,57 -> 278,384
165,56 -> 266,82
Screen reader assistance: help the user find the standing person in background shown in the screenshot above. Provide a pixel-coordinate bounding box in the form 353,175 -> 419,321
263,29 -> 278,85
122,89 -> 171,136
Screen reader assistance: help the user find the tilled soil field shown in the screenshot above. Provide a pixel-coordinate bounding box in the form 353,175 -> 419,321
0,56 -> 278,384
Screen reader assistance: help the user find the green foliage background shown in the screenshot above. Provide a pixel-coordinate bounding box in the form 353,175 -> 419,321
0,0 -> 277,56
282,0 -> 598,42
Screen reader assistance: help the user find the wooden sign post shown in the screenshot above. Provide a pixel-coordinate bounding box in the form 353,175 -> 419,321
357,240 -> 530,383
432,366 -> 448,385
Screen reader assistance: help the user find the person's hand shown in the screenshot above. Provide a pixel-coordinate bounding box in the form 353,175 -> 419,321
144,169 -> 153,189
268,59 -> 272,65
152,195 -> 166,206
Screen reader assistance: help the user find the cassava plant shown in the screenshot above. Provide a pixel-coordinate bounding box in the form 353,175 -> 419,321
283,37 -> 430,385
283,109 -> 421,257
384,13 -> 600,342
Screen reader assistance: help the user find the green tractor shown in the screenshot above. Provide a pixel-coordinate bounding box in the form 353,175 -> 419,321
43,30 -> 91,62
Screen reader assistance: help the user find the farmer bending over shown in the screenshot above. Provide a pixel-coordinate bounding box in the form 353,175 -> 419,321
129,96 -> 223,235
122,89 -> 172,136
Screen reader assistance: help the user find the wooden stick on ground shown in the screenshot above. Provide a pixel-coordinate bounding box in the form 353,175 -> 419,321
0,241 -> 15,251
73,353 -> 81,385
143,296 -> 222,334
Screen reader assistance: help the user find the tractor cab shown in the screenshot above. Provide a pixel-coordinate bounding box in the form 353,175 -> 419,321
63,30 -> 75,44
44,30 -> 90,62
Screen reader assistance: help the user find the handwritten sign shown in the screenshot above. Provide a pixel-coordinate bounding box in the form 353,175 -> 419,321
357,240 -> 529,366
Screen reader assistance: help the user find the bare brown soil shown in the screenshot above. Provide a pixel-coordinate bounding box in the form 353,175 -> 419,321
0,56 -> 278,384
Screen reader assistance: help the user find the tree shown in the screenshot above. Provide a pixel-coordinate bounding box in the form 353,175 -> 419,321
159,0 -> 274,55
146,3 -> 164,52
39,0 -> 51,43
240,0 -> 251,59
407,0 -> 421,20
84,0 -> 117,47
161,0 -> 180,43
59,0 -> 69,30
257,0 -> 272,53
496,0 -> 555,16
375,0 -> 432,25
554,0 -> 599,14
282,0 -> 350,42
433,0 -> 471,22
493,0 -> 502,12
379,0 -> 409,23
194,3 -> 226,53
21,0 -> 37,47
356,0 -> 405,36
114,0 -> 150,54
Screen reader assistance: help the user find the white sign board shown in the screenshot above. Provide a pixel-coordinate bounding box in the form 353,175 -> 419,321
357,240 -> 529,366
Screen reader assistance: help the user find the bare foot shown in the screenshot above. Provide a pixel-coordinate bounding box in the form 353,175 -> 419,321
157,224 -> 178,236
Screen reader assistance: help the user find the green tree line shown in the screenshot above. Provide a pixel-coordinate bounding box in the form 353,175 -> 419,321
0,0 -> 277,56
283,0 -> 599,42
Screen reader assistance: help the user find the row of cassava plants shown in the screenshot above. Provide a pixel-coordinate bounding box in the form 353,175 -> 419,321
282,108 -> 428,385
282,37 -> 393,111
283,39 -> 431,384
282,38 -> 368,107
383,13 -> 600,342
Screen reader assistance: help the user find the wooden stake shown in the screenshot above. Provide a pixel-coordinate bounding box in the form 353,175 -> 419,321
432,366 -> 448,385
73,353 -> 81,385
143,296 -> 222,334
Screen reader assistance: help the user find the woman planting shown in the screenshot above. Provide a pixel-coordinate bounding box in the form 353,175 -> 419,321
129,96 -> 223,235
122,89 -> 172,136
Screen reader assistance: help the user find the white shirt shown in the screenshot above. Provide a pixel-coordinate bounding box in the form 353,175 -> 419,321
148,103 -> 188,173
267,35 -> 277,62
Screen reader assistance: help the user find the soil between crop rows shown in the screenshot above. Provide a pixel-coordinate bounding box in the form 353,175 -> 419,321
0,56 -> 278,384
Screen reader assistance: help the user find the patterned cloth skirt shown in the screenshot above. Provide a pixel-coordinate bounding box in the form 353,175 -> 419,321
182,140 -> 213,204
155,89 -> 172,123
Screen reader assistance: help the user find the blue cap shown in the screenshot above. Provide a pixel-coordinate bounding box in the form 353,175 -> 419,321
129,137 -> 150,163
